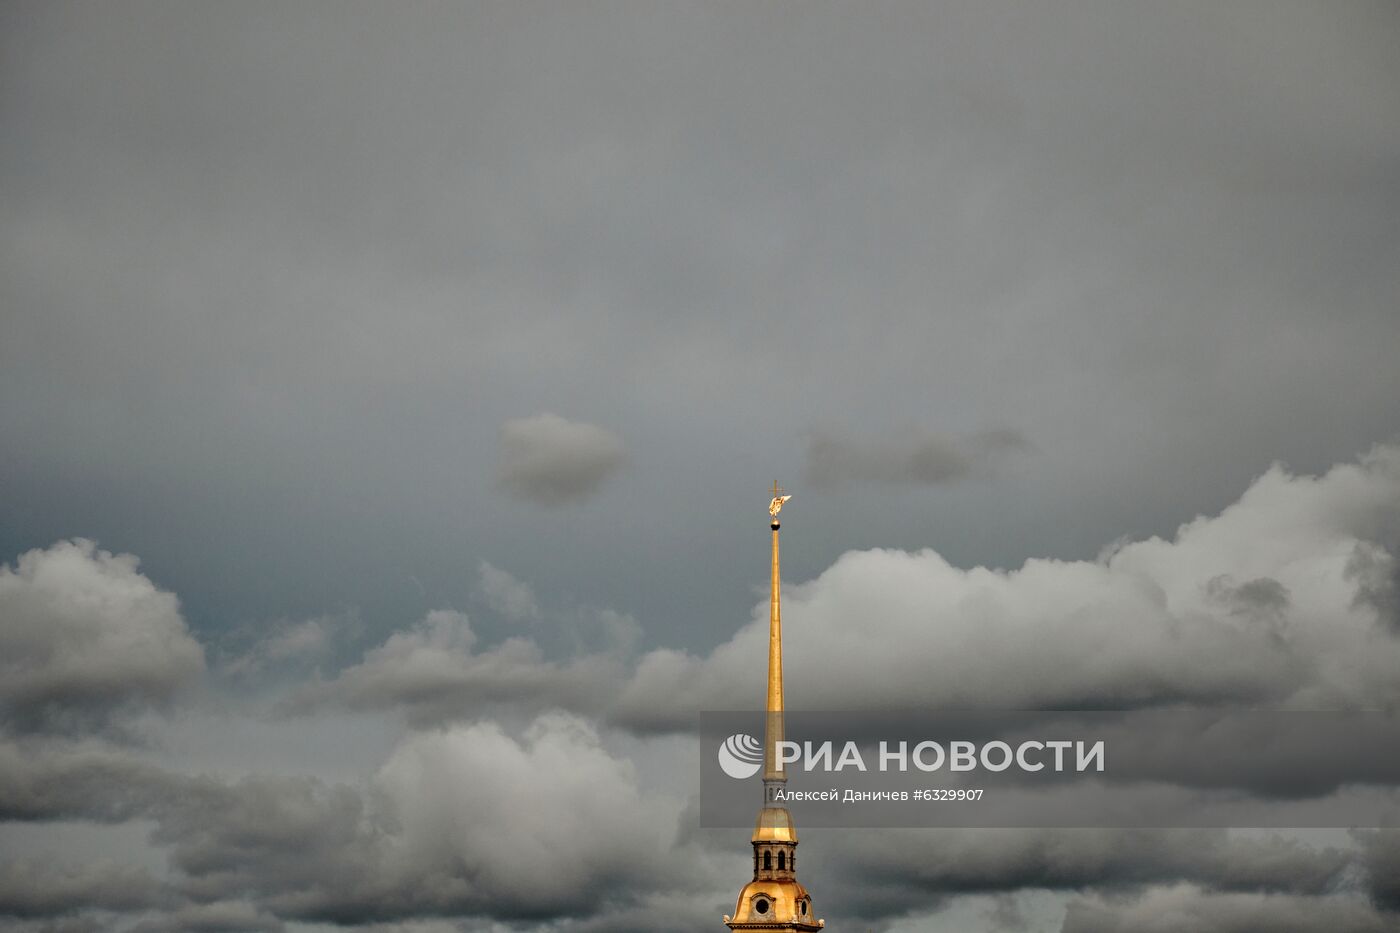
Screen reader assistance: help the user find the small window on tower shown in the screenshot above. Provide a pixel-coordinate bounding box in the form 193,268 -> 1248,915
763,851 -> 772,870
778,851 -> 786,870
754,898 -> 770,915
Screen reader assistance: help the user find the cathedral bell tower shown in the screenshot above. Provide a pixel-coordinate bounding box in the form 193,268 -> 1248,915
723,483 -> 824,931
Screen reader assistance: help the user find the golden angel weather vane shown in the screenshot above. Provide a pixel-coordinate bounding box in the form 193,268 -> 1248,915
768,480 -> 791,519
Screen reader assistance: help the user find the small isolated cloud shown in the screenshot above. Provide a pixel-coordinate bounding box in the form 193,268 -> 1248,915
476,562 -> 540,622
805,427 -> 1030,489
0,539 -> 205,736
497,413 -> 625,506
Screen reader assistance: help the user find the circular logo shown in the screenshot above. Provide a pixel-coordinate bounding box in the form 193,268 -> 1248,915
718,732 -> 764,779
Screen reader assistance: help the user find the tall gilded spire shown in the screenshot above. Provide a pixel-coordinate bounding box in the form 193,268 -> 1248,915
765,480 -> 790,784
724,483 -> 822,930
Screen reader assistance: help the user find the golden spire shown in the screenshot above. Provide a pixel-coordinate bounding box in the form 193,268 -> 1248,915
765,481 -> 790,782
724,483 -> 823,930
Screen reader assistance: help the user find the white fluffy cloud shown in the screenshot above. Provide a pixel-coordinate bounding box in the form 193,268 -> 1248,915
0,539 -> 205,734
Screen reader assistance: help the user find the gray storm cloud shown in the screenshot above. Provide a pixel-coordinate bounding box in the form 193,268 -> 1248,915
496,414 -> 625,507
2,2 -> 1400,929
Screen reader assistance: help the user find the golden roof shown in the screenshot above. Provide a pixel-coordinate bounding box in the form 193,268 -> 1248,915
751,805 -> 797,843
726,879 -> 823,930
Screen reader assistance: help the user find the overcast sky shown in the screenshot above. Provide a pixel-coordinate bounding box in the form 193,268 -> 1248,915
3,2 -> 1400,931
